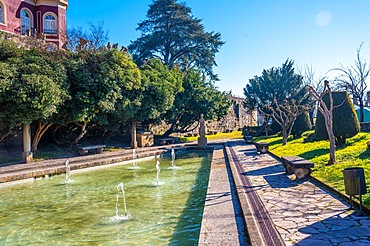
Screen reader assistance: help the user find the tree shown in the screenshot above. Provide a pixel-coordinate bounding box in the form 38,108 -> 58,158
66,21 -> 109,52
266,99 -> 308,145
110,58 -> 182,147
331,43 -> 370,122
244,59 -> 307,111
244,59 -> 307,140
129,0 -> 224,80
307,81 -> 337,164
163,69 -> 231,137
64,48 -> 140,144
0,45 -> 68,151
315,91 -> 360,147
300,65 -> 327,125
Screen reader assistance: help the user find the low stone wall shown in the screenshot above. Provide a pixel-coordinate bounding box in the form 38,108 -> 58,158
0,30 -> 58,50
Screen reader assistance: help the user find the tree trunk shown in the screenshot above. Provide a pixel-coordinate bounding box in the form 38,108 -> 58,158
0,127 -> 12,143
50,125 -> 64,145
324,113 -> 336,165
131,119 -> 137,149
282,127 -> 289,145
163,124 -> 175,138
359,101 -> 364,122
32,122 -> 53,152
72,122 -> 88,145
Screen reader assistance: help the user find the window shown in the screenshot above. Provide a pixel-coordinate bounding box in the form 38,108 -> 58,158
21,9 -> 32,35
0,6 -> 3,24
0,2 -> 4,24
44,14 -> 57,34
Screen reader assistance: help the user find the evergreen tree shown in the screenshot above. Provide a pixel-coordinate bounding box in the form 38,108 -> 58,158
129,0 -> 224,80
162,69 -> 231,137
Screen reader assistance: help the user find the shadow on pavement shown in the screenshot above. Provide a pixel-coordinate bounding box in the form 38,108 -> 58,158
294,212 -> 370,245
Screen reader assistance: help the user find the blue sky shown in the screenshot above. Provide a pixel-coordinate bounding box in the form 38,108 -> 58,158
67,0 -> 370,97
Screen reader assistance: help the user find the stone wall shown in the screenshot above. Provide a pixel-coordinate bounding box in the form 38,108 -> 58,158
0,30 -> 58,50
149,96 -> 257,136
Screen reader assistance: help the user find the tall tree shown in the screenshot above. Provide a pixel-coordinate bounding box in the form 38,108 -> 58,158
163,69 -> 231,137
266,99 -> 308,145
244,59 -> 306,111
331,43 -> 370,122
109,58 -> 182,147
300,65 -> 327,125
63,48 -> 140,144
0,42 -> 68,151
129,0 -> 224,80
307,81 -> 337,164
244,59 -> 307,138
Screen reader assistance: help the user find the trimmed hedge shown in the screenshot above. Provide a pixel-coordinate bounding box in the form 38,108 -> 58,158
292,111 -> 312,138
315,91 -> 360,146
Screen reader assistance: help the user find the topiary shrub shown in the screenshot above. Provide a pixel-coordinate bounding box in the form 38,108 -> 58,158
315,91 -> 360,147
292,111 -> 312,138
269,120 -> 282,135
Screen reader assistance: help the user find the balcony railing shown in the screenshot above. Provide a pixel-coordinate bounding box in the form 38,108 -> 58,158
44,28 -> 58,35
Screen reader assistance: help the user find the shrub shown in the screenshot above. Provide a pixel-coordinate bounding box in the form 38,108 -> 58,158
292,111 -> 312,138
315,91 -> 360,147
269,120 -> 282,135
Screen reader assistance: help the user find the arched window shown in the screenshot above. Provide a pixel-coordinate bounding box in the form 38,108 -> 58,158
44,14 -> 57,34
0,2 -> 4,24
0,6 -> 3,24
21,9 -> 33,35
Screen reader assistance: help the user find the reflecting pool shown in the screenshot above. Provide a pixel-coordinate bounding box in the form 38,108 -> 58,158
0,150 -> 212,245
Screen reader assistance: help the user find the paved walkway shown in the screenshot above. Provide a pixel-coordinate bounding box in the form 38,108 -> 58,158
227,140 -> 370,246
199,145 -> 249,245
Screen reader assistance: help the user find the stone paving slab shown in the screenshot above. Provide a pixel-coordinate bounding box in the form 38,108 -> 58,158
199,145 -> 249,245
228,140 -> 370,246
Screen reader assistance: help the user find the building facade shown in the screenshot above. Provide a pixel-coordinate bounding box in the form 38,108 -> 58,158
0,0 -> 68,48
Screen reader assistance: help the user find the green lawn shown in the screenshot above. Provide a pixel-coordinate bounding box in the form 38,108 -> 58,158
180,131 -> 243,142
254,131 -> 370,205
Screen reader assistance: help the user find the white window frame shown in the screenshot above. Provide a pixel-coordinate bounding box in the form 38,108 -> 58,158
43,12 -> 58,34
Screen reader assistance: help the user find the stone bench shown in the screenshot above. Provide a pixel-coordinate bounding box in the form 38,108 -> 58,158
254,142 -> 269,154
281,156 -> 314,180
158,138 -> 177,145
77,145 -> 106,155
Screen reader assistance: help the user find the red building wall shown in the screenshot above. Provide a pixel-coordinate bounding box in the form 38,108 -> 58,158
0,0 -> 67,48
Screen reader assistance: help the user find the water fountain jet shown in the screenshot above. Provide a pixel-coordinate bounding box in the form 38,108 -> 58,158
169,148 -> 180,169
155,160 -> 164,186
111,182 -> 131,221
63,160 -> 73,184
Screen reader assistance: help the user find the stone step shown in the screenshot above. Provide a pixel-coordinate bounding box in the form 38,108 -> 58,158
0,148 -> 167,183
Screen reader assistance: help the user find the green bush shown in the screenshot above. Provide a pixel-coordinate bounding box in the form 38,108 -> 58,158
269,120 -> 282,135
292,111 -> 312,138
315,91 -> 360,147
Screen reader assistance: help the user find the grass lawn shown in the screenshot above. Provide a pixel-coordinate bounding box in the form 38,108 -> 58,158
180,131 -> 243,142
254,131 -> 370,206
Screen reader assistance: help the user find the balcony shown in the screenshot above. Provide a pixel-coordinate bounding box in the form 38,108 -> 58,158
44,28 -> 58,35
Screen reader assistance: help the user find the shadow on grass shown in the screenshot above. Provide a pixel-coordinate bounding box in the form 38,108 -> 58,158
299,148 -> 329,160
359,149 -> 370,160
